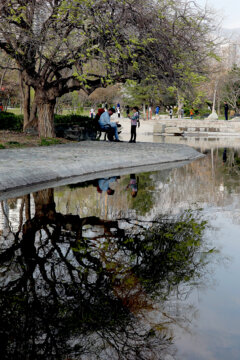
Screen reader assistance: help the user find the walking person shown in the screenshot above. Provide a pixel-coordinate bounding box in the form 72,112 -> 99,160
128,106 -> 140,143
169,106 -> 173,119
224,102 -> 229,120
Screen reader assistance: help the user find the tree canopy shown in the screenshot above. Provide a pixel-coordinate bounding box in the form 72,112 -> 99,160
0,0 -> 218,136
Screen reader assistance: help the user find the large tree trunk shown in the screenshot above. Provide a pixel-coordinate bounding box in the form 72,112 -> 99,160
23,84 -> 31,129
37,100 -> 56,138
19,72 -> 30,127
19,72 -> 31,128
29,99 -> 38,123
23,97 -> 38,132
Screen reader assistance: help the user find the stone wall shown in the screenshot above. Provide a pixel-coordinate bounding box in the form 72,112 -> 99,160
153,119 -> 240,135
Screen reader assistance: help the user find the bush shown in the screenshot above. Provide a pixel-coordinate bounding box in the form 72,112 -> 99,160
0,112 -> 94,132
0,112 -> 23,131
54,114 -> 98,138
54,114 -> 92,127
39,138 -> 62,146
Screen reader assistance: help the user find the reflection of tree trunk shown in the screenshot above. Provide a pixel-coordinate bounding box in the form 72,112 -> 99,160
18,198 -> 25,231
1,200 -> 10,230
25,194 -> 31,220
33,189 -> 55,219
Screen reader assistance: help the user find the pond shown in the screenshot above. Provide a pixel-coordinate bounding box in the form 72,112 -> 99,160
0,141 -> 240,359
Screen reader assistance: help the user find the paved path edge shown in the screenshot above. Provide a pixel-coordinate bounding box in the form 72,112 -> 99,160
0,141 -> 203,200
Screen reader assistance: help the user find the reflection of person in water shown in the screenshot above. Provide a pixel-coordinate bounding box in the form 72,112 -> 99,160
126,174 -> 138,197
223,148 -> 227,163
96,176 -> 120,195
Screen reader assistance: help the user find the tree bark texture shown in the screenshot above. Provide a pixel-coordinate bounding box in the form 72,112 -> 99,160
29,100 -> 37,121
23,84 -> 31,129
177,90 -> 184,119
37,101 -> 56,138
33,189 -> 55,218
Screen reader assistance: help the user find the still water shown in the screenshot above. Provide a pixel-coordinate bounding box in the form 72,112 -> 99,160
0,141 -> 240,359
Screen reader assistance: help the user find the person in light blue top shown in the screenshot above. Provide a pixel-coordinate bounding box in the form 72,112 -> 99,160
98,108 -> 120,141
97,176 -> 119,195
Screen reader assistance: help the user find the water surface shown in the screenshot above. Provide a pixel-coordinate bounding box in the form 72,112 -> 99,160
0,141 -> 240,359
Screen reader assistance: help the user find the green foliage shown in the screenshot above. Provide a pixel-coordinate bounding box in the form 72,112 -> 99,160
0,112 -> 23,131
121,210 -> 210,296
123,79 -> 174,107
6,141 -> 23,148
0,144 -> 6,149
54,114 -> 91,126
125,172 -> 155,215
220,66 -> 240,111
39,138 -> 62,146
54,114 -> 96,136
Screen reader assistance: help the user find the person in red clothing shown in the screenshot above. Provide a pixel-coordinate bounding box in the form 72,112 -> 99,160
190,108 -> 194,119
94,108 -> 105,121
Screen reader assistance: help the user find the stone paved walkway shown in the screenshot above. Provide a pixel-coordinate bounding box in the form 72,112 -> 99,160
0,141 -> 203,199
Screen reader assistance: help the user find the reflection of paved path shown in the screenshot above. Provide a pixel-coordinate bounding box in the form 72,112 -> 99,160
0,141 -> 202,199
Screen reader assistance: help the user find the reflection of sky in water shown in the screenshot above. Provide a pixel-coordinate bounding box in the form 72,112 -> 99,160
175,210 -> 240,360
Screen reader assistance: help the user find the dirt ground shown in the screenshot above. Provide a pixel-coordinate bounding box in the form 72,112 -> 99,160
0,131 -> 71,149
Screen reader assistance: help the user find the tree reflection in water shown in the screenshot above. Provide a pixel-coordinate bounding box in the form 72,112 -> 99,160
0,189 -> 213,360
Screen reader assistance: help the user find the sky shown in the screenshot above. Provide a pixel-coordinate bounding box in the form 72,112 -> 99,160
197,0 -> 240,29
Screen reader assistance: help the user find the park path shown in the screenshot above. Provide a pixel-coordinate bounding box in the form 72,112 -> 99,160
0,140 -> 203,200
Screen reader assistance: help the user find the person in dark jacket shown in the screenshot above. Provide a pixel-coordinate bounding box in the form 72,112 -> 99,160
224,102 -> 229,120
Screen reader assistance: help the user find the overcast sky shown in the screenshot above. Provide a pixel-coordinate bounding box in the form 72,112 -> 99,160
197,0 -> 240,29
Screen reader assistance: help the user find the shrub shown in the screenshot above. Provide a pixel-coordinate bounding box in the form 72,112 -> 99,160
39,138 -> 62,146
0,112 -> 23,131
6,141 -> 23,148
54,114 -> 92,127
0,112 -> 95,132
